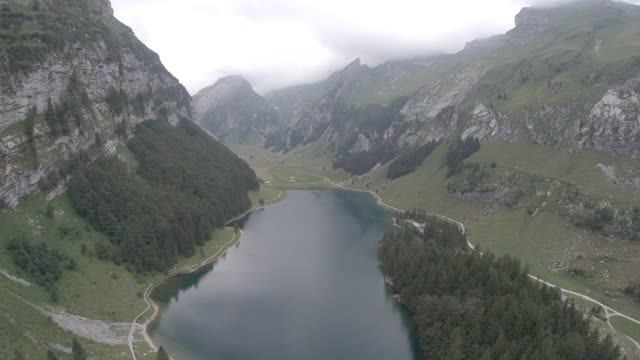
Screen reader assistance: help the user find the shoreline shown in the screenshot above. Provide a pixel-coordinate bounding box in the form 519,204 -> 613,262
280,167 -> 640,350
129,178 -> 640,359
128,188 -> 286,360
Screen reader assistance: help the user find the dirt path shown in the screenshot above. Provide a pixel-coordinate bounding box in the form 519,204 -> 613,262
317,172 -> 640,349
127,188 -> 287,360
1,269 -> 32,287
126,163 -> 640,358
127,228 -> 243,359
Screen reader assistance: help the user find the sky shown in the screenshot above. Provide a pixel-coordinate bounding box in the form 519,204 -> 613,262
110,0 -> 636,95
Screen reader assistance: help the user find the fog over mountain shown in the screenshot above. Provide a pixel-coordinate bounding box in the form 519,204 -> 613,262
111,0 -> 640,93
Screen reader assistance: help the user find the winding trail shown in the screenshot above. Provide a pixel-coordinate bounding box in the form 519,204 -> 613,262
127,187 -> 287,359
127,165 -> 640,358
302,169 -> 640,348
127,228 -> 243,359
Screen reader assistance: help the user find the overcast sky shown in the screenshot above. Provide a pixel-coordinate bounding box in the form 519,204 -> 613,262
110,0 -> 637,94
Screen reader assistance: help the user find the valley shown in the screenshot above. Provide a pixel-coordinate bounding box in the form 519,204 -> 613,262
2,0 -> 640,359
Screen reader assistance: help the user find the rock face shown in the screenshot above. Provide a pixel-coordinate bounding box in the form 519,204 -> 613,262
0,0 -> 191,207
388,61 -> 489,147
579,76 -> 640,158
265,58 -> 368,151
264,0 -> 640,169
193,76 -> 280,141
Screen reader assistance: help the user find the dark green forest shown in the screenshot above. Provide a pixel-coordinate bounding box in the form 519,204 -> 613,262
332,143 -> 397,175
444,137 -> 481,176
68,120 -> 258,272
386,141 -> 439,179
379,213 -> 621,360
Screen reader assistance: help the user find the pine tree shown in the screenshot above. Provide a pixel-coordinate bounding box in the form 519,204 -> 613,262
14,350 -> 26,360
157,346 -> 170,360
72,338 -> 87,360
47,349 -> 59,360
444,328 -> 464,360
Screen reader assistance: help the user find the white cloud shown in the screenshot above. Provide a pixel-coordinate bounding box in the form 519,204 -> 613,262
110,0 -> 640,94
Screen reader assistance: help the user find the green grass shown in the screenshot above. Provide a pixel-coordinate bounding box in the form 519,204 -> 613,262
611,317 -> 640,343
469,142 -> 640,206
248,185 -> 284,207
0,193 -> 153,359
261,139 -> 640,319
270,166 -> 326,186
0,188 -> 258,359
115,143 -> 138,169
172,228 -> 235,271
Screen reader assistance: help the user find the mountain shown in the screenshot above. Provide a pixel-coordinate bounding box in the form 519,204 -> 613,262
193,75 -> 280,143
250,2 -> 640,332
0,2 -> 258,358
266,0 -> 640,164
0,0 -> 195,207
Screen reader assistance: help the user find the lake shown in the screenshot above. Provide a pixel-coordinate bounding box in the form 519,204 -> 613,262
150,190 -> 419,360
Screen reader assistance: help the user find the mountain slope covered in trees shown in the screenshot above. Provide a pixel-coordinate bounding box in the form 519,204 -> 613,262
0,1 -> 260,359
69,120 -> 258,272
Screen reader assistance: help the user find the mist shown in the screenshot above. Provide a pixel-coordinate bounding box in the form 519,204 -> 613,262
111,0 -> 640,94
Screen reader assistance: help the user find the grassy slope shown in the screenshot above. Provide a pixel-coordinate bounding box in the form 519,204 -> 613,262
237,140 -> 640,353
0,193 -> 152,359
0,162 -> 277,360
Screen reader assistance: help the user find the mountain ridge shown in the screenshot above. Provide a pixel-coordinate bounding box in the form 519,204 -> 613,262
192,74 -> 280,142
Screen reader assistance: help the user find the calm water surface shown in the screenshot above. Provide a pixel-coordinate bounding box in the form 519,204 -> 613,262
151,190 -> 419,360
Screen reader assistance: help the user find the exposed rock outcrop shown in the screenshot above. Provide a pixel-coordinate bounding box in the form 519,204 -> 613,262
0,0 -> 191,207
579,76 -> 640,158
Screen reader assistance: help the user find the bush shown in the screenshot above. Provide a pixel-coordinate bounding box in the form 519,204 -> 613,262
624,283 -> 640,302
582,206 -> 614,231
5,235 -> 73,300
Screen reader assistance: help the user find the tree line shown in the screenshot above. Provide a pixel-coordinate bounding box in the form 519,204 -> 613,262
444,137 -> 481,176
68,119 -> 259,272
332,142 -> 397,175
386,140 -> 439,179
379,214 -> 622,360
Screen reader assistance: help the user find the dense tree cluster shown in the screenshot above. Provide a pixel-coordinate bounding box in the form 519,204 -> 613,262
379,215 -> 621,360
386,141 -> 439,179
332,143 -> 397,175
578,205 -> 615,231
6,235 -> 75,301
444,137 -> 481,176
69,120 -> 258,272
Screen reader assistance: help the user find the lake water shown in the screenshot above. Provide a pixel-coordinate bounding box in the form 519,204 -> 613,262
150,190 -> 419,360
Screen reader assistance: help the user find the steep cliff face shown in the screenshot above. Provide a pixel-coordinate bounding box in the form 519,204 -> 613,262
265,58 -> 367,151
0,0 -> 191,207
579,76 -> 640,157
193,75 -> 280,142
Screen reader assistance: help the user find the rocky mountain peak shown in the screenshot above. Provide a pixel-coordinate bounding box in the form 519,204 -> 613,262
507,0 -> 618,46
193,75 -> 255,117
192,76 -> 281,141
